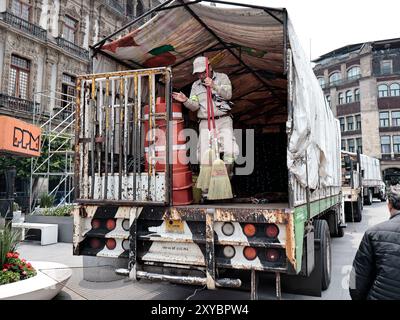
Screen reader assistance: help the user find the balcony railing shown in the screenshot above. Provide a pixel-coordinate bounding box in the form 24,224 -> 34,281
322,74 -> 362,89
56,37 -> 89,60
104,0 -> 125,15
0,94 -> 35,114
0,11 -> 47,41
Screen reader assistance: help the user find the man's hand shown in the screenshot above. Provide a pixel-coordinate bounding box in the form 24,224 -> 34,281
203,77 -> 214,88
172,92 -> 188,103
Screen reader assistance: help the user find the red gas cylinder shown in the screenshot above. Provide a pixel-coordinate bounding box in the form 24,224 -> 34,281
143,97 -> 193,206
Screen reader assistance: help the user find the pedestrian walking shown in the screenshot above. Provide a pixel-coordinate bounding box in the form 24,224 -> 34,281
349,185 -> 400,300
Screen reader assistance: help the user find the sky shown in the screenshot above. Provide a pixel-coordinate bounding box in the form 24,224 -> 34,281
214,0 -> 400,61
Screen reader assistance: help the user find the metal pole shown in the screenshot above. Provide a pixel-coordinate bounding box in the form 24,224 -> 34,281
132,75 -> 139,201
91,78 -> 96,199
92,0 -> 174,50
119,78 -> 124,200
104,79 -> 110,200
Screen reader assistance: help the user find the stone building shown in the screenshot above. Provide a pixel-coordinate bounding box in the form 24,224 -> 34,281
0,0 -> 159,123
0,0 -> 159,208
313,38 -> 400,184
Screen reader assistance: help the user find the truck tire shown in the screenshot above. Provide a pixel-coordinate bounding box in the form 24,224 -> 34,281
313,220 -> 331,291
364,189 -> 373,206
353,197 -> 363,223
328,210 -> 344,238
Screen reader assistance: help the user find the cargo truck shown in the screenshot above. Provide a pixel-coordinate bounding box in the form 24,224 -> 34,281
342,151 -> 386,223
73,0 -> 344,299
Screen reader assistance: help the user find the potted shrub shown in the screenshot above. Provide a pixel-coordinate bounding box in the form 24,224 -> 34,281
26,204 -> 74,243
0,227 -> 36,285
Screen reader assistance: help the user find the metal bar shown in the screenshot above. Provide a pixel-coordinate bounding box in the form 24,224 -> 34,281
250,269 -> 259,300
136,271 -> 242,288
98,81 -> 103,181
111,79 -> 115,175
179,0 -> 282,101
132,75 -> 139,200
165,69 -> 173,205
118,78 -> 124,200
124,77 -> 129,199
90,78 -> 96,199
263,9 -> 283,24
75,199 -> 166,206
92,0 -> 174,50
206,210 -> 216,290
104,79 -> 110,200
276,272 -> 282,300
147,75 -> 154,201
74,79 -> 82,200
138,75 -> 143,200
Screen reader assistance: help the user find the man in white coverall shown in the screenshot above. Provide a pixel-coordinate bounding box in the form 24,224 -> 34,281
172,56 -> 239,179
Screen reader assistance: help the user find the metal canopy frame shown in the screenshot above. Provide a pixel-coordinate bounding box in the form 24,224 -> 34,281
91,0 -> 288,103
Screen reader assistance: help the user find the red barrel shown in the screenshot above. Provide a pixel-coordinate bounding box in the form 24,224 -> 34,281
143,97 -> 193,206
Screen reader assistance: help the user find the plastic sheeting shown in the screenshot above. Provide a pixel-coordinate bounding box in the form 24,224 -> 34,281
286,19 -> 341,189
95,1 -> 341,190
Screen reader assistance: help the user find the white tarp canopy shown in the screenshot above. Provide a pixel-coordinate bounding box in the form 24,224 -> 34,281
95,0 -> 341,190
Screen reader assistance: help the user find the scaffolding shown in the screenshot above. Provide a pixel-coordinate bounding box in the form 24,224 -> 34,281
30,90 -> 75,212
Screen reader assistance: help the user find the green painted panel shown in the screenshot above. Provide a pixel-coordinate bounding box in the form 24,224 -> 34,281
293,195 -> 340,272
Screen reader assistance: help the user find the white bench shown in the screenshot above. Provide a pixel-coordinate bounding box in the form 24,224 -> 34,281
12,222 -> 58,246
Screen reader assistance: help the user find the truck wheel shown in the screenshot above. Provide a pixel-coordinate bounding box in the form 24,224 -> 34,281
313,220 -> 331,291
364,189 -> 373,206
352,197 -> 363,222
328,210 -> 344,238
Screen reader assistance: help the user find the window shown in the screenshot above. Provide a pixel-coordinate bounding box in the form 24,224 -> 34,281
339,117 -> 345,132
345,90 -> 353,104
390,83 -> 400,97
354,88 -> 360,102
380,112 -> 390,127
341,140 -> 346,151
329,72 -> 341,85
348,139 -> 355,153
347,66 -> 360,80
318,77 -> 325,87
394,136 -> 400,154
326,95 -> 331,107
347,116 -> 354,131
378,84 -> 389,98
61,74 -> 76,111
381,136 -> 391,154
338,92 -> 344,105
63,16 -> 78,43
356,114 -> 361,130
392,111 -> 400,127
8,55 -> 30,100
381,60 -> 392,75
356,138 -> 362,154
11,0 -> 30,21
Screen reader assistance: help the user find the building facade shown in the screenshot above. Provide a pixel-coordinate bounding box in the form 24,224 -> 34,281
0,0 -> 158,123
313,38 -> 400,184
0,0 -> 159,208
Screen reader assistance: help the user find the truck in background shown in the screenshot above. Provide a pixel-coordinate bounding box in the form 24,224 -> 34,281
73,1 -> 344,299
342,151 -> 386,222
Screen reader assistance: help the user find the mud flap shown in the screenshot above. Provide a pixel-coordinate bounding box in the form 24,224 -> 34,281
280,239 -> 322,297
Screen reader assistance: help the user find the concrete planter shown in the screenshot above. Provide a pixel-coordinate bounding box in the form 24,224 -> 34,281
25,215 -> 73,243
0,261 -> 72,300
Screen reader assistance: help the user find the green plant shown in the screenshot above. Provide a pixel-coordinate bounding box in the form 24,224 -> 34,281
39,194 -> 55,208
41,205 -> 74,217
0,252 -> 36,285
0,227 -> 21,269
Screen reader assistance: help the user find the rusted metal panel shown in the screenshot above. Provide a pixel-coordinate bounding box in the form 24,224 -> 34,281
285,211 -> 296,269
75,68 -> 172,205
206,210 -> 216,290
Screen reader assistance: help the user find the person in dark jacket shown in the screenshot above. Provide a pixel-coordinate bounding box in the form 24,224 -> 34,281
349,185 -> 400,300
